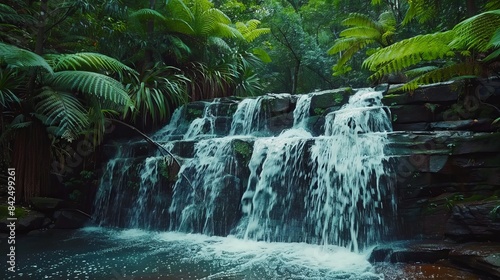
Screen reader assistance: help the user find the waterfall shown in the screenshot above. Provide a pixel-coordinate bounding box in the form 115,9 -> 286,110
293,93 -> 313,128
235,89 -> 392,251
94,88 -> 393,253
229,97 -> 267,135
307,89 -> 392,251
168,137 -> 246,236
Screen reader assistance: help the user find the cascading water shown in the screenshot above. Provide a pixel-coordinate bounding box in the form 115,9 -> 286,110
235,89 -> 393,251
229,96 -> 267,135
87,87 -> 393,279
307,89 -> 393,252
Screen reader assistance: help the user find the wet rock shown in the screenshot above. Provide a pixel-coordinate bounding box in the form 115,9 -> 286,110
268,94 -> 294,114
445,201 -> 500,242
390,105 -> 436,123
375,263 -> 485,280
449,243 -> 500,278
383,81 -> 462,105
29,197 -> 65,213
53,209 -> 93,229
268,112 -> 294,134
13,211 -> 47,233
309,88 -> 351,112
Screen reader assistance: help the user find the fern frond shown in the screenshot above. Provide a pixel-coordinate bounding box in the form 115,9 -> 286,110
484,47 -> 500,61
364,31 -> 455,80
488,27 -> 500,48
378,11 -> 396,32
342,13 -> 383,31
129,8 -> 167,22
34,88 -> 89,137
340,26 -> 382,40
236,20 -> 270,42
401,62 -> 482,91
404,66 -> 439,79
450,10 -> 500,52
402,0 -> 436,25
0,69 -> 20,107
485,0 -> 500,11
47,71 -> 132,108
164,18 -> 195,35
44,52 -> 137,77
328,37 -> 369,54
0,42 -> 53,73
333,41 -> 373,73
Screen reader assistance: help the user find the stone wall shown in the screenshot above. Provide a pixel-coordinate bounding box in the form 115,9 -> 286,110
382,79 -> 500,241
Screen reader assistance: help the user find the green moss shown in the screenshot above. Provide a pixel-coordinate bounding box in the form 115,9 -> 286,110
187,107 -> 204,120
332,92 -> 344,105
314,107 -> 326,115
158,157 -> 170,180
232,140 -> 253,166
0,205 -> 28,220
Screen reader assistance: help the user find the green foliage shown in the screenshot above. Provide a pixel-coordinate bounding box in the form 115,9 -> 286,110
449,10 -> 500,52
35,88 -> 89,138
232,139 -> 253,165
328,11 -> 396,76
402,0 -> 437,25
0,43 -> 53,74
364,8 -> 500,90
126,63 -> 188,127
44,52 -> 138,78
0,205 -> 27,220
363,31 -> 455,82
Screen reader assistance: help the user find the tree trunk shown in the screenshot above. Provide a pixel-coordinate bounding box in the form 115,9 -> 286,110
13,120 -> 51,203
466,0 -> 477,17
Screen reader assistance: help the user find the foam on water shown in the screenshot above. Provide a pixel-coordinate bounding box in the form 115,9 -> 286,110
7,228 -> 383,279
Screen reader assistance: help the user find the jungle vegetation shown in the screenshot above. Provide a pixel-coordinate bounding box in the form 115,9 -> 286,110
1,0 -> 500,203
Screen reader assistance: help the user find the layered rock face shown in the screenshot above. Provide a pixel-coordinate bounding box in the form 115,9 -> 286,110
384,79 -> 500,241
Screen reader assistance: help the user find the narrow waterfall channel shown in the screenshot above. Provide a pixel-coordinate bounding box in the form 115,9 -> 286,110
89,88 -> 394,279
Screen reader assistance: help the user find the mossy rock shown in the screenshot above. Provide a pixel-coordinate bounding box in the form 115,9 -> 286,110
30,197 -> 64,212
232,139 -> 254,166
0,205 -> 28,220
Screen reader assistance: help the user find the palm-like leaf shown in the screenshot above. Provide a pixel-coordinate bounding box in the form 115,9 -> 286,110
47,71 -> 133,108
363,31 -> 455,81
402,62 -> 482,91
402,0 -> 437,25
328,11 -> 395,75
126,64 -> 188,126
236,20 -> 270,43
0,69 -> 20,107
450,10 -> 500,52
34,88 -> 89,138
44,52 -> 138,78
0,42 -> 53,73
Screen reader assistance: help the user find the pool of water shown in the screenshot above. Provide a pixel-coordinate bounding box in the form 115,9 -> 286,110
3,227 -> 383,279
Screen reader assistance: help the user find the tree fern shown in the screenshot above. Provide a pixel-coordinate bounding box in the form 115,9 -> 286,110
402,0 -> 437,25
363,31 -> 455,81
450,10 -> 500,52
401,62 -> 482,91
0,43 -> 53,73
0,69 -> 20,107
328,11 -> 395,75
47,71 -> 133,108
236,20 -> 270,43
44,52 -> 138,78
129,8 -> 167,22
34,88 -> 89,138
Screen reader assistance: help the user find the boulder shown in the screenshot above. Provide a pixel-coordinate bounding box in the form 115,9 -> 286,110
53,209 -> 93,229
449,243 -> 500,278
29,197 -> 64,212
445,201 -> 500,242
